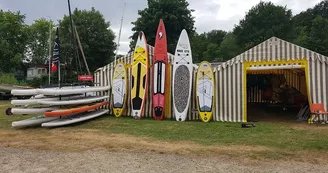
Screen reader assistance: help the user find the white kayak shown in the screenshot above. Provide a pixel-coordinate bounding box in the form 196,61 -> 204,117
12,115 -> 60,127
37,95 -> 109,105
36,86 -> 110,96
11,89 -> 38,96
10,107 -> 58,115
41,109 -> 109,127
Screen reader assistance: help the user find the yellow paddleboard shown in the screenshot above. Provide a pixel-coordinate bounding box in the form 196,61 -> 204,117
196,61 -> 215,122
131,31 -> 149,119
112,62 -> 128,117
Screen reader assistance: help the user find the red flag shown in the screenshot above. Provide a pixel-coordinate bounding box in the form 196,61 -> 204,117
51,62 -> 57,73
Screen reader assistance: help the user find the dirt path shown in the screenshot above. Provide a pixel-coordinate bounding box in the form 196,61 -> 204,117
1,147 -> 327,173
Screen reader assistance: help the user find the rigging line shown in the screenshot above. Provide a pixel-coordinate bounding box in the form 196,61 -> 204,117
67,0 -> 79,82
73,21 -> 90,75
114,2 -> 126,62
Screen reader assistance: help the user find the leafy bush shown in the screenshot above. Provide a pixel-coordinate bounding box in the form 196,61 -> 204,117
0,73 -> 19,84
27,75 -> 49,88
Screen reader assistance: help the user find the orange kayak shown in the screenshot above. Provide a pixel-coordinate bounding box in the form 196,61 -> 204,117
44,101 -> 108,117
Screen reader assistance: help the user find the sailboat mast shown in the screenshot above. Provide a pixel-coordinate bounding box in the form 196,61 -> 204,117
48,21 -> 52,85
114,2 -> 126,62
67,0 -> 78,83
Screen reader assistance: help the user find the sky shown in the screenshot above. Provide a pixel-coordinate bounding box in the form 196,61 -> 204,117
0,0 -> 322,55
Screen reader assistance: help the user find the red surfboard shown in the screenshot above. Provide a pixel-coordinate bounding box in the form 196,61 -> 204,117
153,19 -> 168,120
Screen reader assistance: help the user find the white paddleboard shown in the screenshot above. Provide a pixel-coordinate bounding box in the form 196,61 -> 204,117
10,107 -> 58,115
11,89 -> 38,96
36,86 -> 110,96
12,115 -> 60,127
172,29 -> 193,122
37,95 -> 109,105
41,109 -> 109,127
11,93 -> 97,106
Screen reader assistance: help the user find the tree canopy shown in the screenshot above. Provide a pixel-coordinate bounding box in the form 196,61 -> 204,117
59,7 -> 116,74
130,0 -> 195,53
233,1 -> 293,51
0,10 -> 28,73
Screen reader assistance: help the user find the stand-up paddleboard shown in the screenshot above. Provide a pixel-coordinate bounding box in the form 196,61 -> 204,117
11,93 -> 96,106
37,95 -> 109,105
12,115 -> 60,127
112,62 -> 127,117
41,109 -> 109,127
44,101 -> 108,117
173,29 -> 193,122
36,86 -> 110,96
153,19 -> 167,120
11,89 -> 38,96
131,31 -> 149,119
196,61 -> 214,122
10,107 -> 59,115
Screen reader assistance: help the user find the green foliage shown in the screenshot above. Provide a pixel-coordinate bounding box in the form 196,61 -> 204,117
292,1 -> 328,56
233,1 -> 293,51
27,75 -> 49,88
27,18 -> 55,66
217,33 -> 242,61
130,0 -> 195,53
59,7 -> 116,74
0,73 -> 18,85
306,16 -> 328,56
0,10 -> 28,73
190,30 -> 227,62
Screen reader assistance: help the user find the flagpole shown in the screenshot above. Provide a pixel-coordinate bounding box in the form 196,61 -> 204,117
48,21 -> 52,85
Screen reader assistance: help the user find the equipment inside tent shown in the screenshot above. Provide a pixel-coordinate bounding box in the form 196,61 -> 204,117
246,68 -> 309,122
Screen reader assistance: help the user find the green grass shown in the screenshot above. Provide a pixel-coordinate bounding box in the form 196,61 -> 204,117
1,100 -> 328,153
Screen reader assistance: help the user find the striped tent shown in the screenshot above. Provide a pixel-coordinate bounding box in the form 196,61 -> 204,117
95,36 -> 328,122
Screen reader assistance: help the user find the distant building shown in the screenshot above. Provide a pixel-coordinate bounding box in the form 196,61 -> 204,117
27,66 -> 48,80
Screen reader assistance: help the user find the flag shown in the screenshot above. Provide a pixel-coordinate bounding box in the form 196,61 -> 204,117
51,27 -> 60,73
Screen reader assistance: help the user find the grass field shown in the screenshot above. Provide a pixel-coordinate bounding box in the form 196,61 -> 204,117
1,100 -> 328,161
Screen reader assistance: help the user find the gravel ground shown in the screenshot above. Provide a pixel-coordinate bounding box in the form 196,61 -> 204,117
1,147 -> 327,173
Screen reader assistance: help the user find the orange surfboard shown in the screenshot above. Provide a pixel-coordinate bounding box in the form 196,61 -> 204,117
44,101 -> 108,117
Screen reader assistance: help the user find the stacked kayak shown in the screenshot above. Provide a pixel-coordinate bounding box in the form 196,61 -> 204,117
8,85 -> 110,128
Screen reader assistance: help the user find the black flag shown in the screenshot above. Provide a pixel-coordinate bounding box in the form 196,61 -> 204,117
51,27 -> 60,73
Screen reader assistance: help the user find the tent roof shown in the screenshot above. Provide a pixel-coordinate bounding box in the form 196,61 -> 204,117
217,36 -> 328,69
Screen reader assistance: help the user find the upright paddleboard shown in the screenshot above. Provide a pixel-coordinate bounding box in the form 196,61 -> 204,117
153,19 -> 167,120
173,29 -> 193,122
112,62 -> 127,117
196,61 -> 214,122
131,31 -> 149,119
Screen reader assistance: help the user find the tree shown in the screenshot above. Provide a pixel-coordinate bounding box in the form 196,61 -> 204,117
27,18 -> 55,66
292,1 -> 328,56
130,0 -> 195,53
0,10 -> 28,73
190,33 -> 209,62
306,16 -> 328,56
59,7 -> 116,75
233,2 -> 293,50
205,30 -> 227,45
218,33 -> 242,61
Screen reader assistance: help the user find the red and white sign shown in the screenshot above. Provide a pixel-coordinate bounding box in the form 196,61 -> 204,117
78,75 -> 94,81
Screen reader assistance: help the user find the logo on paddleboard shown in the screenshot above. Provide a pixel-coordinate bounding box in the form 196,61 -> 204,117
158,32 -> 163,39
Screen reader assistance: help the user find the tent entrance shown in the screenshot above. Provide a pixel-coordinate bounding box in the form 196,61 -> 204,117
245,67 -> 309,122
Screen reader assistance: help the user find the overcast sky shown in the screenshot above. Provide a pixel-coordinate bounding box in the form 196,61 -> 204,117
0,0 -> 322,55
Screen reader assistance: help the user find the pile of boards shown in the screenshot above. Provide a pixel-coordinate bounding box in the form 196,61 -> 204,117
8,85 -> 110,128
